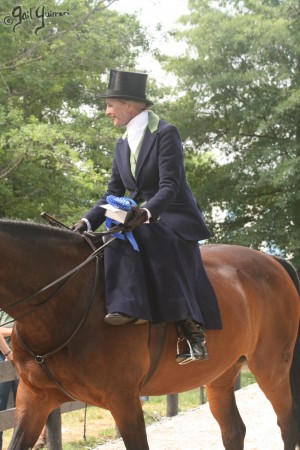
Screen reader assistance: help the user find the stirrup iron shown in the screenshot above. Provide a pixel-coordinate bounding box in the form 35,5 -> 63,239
176,335 -> 197,365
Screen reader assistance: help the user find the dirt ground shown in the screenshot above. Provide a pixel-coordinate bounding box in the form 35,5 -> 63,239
94,383 -> 283,450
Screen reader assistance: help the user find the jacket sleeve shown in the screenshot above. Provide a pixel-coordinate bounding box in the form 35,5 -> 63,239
143,124 -> 184,219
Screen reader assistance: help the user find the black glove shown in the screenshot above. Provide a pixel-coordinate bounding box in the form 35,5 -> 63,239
72,220 -> 87,234
124,207 -> 148,231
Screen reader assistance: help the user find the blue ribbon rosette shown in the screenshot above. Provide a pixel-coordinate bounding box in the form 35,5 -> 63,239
106,195 -> 139,251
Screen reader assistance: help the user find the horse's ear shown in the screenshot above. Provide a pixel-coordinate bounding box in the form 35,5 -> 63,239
40,212 -> 70,230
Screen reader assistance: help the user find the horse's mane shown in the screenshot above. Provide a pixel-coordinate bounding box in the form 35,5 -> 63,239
0,218 -> 75,240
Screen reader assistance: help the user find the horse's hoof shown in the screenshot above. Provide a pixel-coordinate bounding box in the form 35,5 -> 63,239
104,313 -> 136,325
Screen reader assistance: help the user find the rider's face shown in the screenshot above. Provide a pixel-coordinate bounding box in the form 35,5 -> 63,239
105,99 -> 136,127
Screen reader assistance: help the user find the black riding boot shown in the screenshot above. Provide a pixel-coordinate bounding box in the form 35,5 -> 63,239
176,319 -> 208,365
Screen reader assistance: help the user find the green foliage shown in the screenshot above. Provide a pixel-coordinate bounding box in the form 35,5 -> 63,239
1,0 -> 299,269
63,436 -> 101,450
164,0 -> 300,267
0,0 -> 149,223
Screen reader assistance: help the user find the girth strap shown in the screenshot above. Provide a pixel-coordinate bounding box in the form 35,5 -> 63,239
142,323 -> 168,388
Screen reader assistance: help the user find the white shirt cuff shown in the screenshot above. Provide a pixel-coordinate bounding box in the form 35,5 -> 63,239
81,218 -> 91,231
141,208 -> 151,223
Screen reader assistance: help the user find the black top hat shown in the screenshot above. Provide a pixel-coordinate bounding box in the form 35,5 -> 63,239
99,69 -> 153,106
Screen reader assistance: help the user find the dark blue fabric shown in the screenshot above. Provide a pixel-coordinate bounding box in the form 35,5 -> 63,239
104,221 -> 222,328
85,121 -> 211,241
84,118 -> 222,328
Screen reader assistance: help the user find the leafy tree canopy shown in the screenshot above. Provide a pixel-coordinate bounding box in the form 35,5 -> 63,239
163,0 -> 300,266
0,0 -> 151,223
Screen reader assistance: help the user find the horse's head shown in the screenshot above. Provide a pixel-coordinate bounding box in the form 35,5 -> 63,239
0,219 -> 94,317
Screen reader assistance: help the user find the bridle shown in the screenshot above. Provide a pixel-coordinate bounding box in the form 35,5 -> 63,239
10,215 -> 124,401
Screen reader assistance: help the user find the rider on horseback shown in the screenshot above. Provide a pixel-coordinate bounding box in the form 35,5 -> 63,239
73,69 -> 222,364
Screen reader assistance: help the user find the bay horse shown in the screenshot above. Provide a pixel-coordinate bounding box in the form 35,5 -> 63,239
0,219 -> 299,450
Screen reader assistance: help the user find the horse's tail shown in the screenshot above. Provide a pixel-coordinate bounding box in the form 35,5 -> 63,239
290,322 -> 300,445
272,255 -> 300,295
273,256 -> 300,439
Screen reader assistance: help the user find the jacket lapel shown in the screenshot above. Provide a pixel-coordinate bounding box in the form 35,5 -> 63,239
117,111 -> 160,184
116,137 -> 136,185
135,111 -> 160,179
135,120 -> 159,180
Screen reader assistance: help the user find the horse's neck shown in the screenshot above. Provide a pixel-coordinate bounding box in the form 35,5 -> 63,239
13,251 -> 104,354
0,224 -> 103,349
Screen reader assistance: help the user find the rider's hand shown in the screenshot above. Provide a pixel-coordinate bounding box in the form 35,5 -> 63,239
124,207 -> 148,231
72,220 -> 87,234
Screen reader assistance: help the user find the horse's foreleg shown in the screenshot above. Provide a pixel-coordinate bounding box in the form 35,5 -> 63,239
8,410 -> 47,450
8,380 -> 55,450
109,396 -> 149,450
206,362 -> 246,450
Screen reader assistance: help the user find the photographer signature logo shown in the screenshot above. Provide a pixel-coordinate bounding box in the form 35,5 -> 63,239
4,5 -> 70,35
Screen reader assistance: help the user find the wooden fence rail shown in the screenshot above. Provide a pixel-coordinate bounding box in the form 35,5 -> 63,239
0,361 -> 86,450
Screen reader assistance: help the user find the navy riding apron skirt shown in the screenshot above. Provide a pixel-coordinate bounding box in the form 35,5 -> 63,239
103,221 -> 222,329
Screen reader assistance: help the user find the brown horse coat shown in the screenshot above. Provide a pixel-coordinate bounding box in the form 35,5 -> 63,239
0,220 -> 299,450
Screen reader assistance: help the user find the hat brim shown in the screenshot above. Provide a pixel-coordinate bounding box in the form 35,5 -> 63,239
98,93 -> 153,106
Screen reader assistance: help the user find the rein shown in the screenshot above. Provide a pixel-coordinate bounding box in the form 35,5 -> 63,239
2,226 -> 122,318
11,214 -> 123,401
14,253 -> 99,401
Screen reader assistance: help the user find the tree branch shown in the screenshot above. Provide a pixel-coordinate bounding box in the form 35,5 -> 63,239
237,132 -> 290,141
0,156 -> 25,180
0,0 -> 118,71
